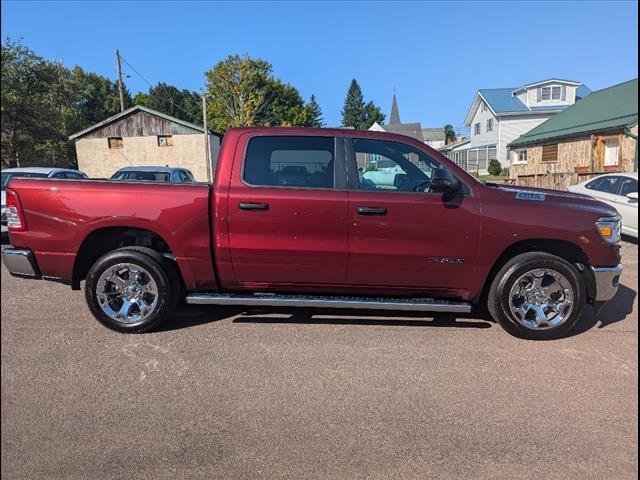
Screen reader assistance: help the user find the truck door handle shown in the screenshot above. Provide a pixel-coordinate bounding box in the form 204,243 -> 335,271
239,202 -> 269,211
357,206 -> 387,216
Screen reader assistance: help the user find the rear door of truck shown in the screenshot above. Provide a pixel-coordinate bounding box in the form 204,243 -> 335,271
222,132 -> 349,288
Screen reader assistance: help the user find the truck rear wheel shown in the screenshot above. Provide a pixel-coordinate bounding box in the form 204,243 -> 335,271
85,248 -> 177,333
487,252 -> 585,340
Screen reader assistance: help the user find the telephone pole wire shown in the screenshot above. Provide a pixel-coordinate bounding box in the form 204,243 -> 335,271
115,49 -> 126,112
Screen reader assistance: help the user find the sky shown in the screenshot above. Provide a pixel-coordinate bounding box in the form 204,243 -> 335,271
2,0 -> 638,133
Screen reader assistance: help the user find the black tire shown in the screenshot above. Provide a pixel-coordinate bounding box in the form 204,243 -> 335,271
85,247 -> 178,333
487,252 -> 585,340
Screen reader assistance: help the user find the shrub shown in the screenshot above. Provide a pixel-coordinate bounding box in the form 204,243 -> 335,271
488,159 -> 502,176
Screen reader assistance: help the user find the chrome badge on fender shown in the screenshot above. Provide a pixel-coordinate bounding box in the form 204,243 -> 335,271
429,257 -> 464,264
515,191 -> 546,202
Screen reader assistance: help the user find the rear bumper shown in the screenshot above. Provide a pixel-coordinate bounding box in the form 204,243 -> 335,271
591,265 -> 623,302
1,247 -> 41,279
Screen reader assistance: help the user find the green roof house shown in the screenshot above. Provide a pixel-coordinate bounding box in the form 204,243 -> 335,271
508,79 -> 638,189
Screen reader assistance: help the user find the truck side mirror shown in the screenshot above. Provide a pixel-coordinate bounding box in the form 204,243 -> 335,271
626,191 -> 638,200
430,168 -> 461,194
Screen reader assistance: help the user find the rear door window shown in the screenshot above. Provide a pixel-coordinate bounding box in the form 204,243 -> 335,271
177,170 -> 193,182
244,136 -> 335,189
65,172 -> 86,179
618,177 -> 638,197
586,176 -> 620,194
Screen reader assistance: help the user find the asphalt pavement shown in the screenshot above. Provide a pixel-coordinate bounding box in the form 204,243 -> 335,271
1,240 -> 637,479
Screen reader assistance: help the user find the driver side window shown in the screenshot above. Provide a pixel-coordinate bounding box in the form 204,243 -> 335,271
352,138 -> 441,193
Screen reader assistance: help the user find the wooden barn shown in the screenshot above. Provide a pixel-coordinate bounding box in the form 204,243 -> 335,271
69,105 -> 220,181
508,79 -> 638,190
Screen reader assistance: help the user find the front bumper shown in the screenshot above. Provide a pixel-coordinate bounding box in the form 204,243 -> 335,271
591,265 -> 623,301
1,247 -> 41,279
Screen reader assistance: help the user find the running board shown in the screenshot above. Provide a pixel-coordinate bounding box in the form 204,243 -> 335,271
185,293 -> 472,313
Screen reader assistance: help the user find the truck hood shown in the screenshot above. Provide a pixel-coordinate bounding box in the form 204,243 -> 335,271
491,183 -> 619,217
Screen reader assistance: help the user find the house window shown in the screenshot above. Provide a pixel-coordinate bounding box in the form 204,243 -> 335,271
108,137 -> 123,149
474,123 -> 481,135
157,135 -> 173,147
486,118 -> 493,132
541,144 -> 558,163
552,86 -> 562,100
604,139 -> 620,166
541,87 -> 551,101
514,149 -> 528,164
481,102 -> 486,112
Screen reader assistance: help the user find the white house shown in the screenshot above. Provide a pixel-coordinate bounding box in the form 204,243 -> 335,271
422,128 -> 446,149
450,79 -> 591,172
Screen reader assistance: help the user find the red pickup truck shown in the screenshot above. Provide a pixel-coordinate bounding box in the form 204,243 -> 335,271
2,128 -> 623,339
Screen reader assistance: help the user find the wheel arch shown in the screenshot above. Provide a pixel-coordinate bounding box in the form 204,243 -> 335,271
478,238 -> 596,305
71,226 -> 183,290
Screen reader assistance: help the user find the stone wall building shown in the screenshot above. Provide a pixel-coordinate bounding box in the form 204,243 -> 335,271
70,105 -> 220,181
508,79 -> 637,190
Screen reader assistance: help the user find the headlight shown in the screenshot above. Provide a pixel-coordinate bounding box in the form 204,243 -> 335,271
596,216 -> 622,245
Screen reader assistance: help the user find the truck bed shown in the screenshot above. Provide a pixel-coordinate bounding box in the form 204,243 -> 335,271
7,178 -> 216,290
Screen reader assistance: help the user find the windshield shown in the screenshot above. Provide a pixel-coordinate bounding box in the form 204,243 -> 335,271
1,172 -> 49,190
111,171 -> 171,182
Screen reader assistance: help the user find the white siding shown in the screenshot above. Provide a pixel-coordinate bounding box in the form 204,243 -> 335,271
426,140 -> 445,149
469,100 -> 499,148
516,91 -> 528,107
528,82 -> 577,107
498,114 -> 554,166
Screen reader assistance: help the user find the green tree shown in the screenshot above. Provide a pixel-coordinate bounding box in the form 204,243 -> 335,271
363,101 -> 385,129
262,80 -> 310,127
488,159 -> 502,176
306,94 -> 324,127
134,82 -> 201,125
341,79 -> 366,129
69,66 -> 132,133
204,54 -> 310,133
1,39 -> 76,168
444,124 -> 456,143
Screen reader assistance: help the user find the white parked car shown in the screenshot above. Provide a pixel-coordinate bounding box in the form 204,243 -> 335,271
1,167 -> 88,236
569,172 -> 638,238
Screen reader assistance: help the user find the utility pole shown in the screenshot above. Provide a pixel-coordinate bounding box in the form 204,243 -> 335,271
115,49 -> 125,112
202,94 -> 212,182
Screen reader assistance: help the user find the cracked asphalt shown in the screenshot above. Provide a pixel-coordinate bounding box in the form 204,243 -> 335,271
1,240 -> 637,479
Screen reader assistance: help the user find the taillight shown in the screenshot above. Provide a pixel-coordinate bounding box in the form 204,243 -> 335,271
5,188 -> 26,231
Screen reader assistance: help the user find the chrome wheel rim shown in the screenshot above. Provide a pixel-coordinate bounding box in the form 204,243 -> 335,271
508,268 -> 575,330
96,263 -> 158,324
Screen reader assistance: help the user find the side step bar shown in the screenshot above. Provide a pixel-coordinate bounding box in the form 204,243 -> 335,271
185,293 -> 472,313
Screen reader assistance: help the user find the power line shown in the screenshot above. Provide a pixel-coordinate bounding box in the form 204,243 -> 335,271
118,53 -> 202,123
119,54 -> 155,89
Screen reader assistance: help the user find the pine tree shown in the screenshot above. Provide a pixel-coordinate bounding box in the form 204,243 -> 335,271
341,79 -> 366,129
444,124 -> 456,143
306,94 -> 325,127
363,101 -> 386,129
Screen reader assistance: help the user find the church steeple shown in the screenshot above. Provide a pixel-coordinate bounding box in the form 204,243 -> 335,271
390,89 -> 401,125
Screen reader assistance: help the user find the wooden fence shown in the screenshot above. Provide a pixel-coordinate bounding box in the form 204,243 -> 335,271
511,171 -> 611,190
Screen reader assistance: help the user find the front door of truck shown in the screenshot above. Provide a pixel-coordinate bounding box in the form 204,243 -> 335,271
345,137 -> 481,297
225,134 -> 349,289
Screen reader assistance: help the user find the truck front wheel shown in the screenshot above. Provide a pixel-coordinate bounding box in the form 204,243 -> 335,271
487,252 -> 585,340
85,248 -> 177,333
